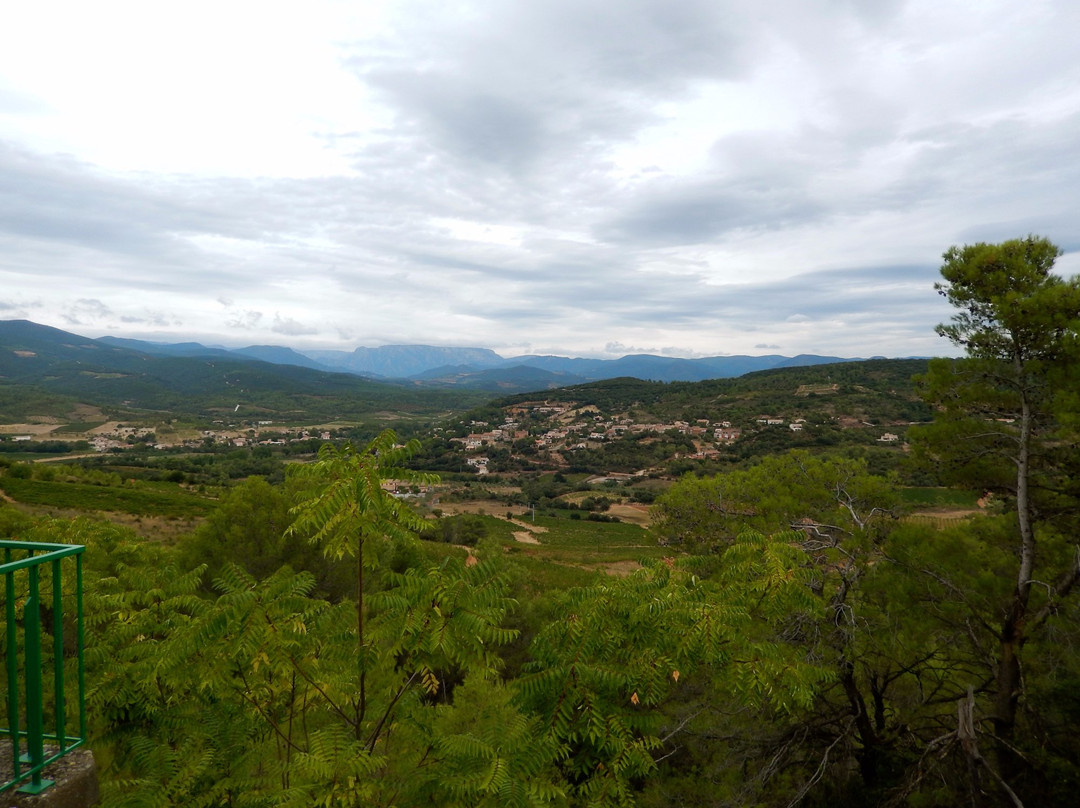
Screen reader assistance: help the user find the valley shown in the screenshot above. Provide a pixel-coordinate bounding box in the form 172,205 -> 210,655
3,289 -> 1077,808
0,323 -> 950,559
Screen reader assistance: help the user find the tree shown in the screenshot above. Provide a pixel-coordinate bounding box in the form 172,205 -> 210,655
517,533 -> 830,806
176,476 -> 295,582
651,450 -> 898,554
651,453 -> 920,799
914,235 -> 1080,793
176,475 -> 354,599
286,430 -> 436,738
64,438 -> 542,805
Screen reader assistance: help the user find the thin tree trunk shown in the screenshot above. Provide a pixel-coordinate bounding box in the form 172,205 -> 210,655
994,368 -> 1034,781
357,536 -> 366,738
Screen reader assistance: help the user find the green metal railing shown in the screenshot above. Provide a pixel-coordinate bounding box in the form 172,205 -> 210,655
1,540 -> 86,795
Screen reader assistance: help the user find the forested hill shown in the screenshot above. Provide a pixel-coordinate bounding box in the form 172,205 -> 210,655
0,319 -> 491,422
483,358 -> 932,425
25,319 -> 890,386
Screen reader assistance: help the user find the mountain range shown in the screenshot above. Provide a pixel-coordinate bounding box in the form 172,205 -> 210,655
2,318 -> 884,393
100,330 -> 875,386
0,319 -> 492,422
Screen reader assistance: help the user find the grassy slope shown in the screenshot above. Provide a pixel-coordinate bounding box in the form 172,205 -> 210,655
0,476 -> 215,519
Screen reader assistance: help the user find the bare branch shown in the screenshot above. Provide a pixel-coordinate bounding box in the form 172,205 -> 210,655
783,718 -> 854,808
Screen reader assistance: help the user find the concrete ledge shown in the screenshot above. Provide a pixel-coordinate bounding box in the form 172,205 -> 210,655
3,748 -> 99,808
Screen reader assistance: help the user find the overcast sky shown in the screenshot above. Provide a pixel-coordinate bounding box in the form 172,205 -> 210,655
2,0 -> 1079,359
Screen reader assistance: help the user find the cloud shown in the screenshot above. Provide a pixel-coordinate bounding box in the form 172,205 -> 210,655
0,82 -> 48,115
61,298 -> 113,325
119,311 -> 181,327
271,314 -> 318,337
356,0 -> 755,177
598,174 -> 825,246
225,310 -> 264,330
604,341 -> 660,356
1,1 -> 1078,358
0,298 -> 41,312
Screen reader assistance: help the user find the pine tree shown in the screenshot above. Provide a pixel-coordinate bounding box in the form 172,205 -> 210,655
914,235 -> 1080,793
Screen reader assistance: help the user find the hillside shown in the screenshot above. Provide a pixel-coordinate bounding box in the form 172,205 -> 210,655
412,359 -> 933,480
0,320 -> 492,424
492,358 -> 929,423
77,324 -> 888,385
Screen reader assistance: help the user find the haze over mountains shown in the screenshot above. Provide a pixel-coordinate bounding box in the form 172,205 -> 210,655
3,319 -> 886,392
99,332 -> 879,386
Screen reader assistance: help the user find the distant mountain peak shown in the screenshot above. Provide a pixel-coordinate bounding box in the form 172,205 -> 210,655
2,319 -> 875,390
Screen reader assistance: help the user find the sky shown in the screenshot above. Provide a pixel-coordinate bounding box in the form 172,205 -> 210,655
2,0 -> 1079,360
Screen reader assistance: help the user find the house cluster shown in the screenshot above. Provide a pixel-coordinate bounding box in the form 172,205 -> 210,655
88,426 -> 158,452
199,426 -> 333,448
85,424 -> 336,453
380,479 -> 434,497
538,417 -> 715,451
450,401 -> 755,465
442,397 -> 911,475
450,417 -> 528,451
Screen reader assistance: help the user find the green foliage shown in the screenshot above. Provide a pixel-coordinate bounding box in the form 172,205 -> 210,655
0,474 -> 215,518
0,503 -> 33,537
175,476 -> 347,591
421,512 -> 490,546
652,450 -> 898,554
0,439 -> 89,454
287,431 -> 436,563
45,506 -> 548,806
934,236 -> 1072,355
904,235 -> 1080,802
897,486 -> 980,508
418,678 -> 565,807
518,535 -> 830,804
6,461 -> 32,479
17,284 -> 1077,807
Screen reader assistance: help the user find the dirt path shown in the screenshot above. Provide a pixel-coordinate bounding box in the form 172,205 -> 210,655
508,517 -> 547,544
34,453 -> 97,463
508,518 -> 547,533
0,424 -> 60,435
599,560 -> 642,577
608,503 -> 651,527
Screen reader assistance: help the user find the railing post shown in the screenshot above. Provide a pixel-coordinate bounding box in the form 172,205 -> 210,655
4,553 -> 20,783
53,558 -> 66,754
21,565 -> 53,794
77,553 -> 87,741
1,540 -> 86,796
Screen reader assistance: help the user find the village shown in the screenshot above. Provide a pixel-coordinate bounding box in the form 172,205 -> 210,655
442,398 -> 906,477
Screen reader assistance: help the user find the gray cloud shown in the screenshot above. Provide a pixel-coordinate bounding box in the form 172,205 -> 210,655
226,310 -> 264,330
118,311 -> 181,327
0,299 -> 40,312
357,0 -> 753,173
60,298 -> 113,325
271,314 -> 318,337
599,175 -> 825,246
1,1 -> 1078,358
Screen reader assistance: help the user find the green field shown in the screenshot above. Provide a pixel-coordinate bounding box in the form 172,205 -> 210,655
899,486 -> 981,509
496,513 -> 665,591
0,476 -> 216,519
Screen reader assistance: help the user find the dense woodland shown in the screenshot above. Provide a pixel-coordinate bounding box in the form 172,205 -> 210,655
2,237 -> 1079,807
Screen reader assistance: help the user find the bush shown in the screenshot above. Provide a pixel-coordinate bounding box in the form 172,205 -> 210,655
421,514 -> 489,546
33,464 -> 57,482
586,512 -> 619,523
7,462 -> 32,479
